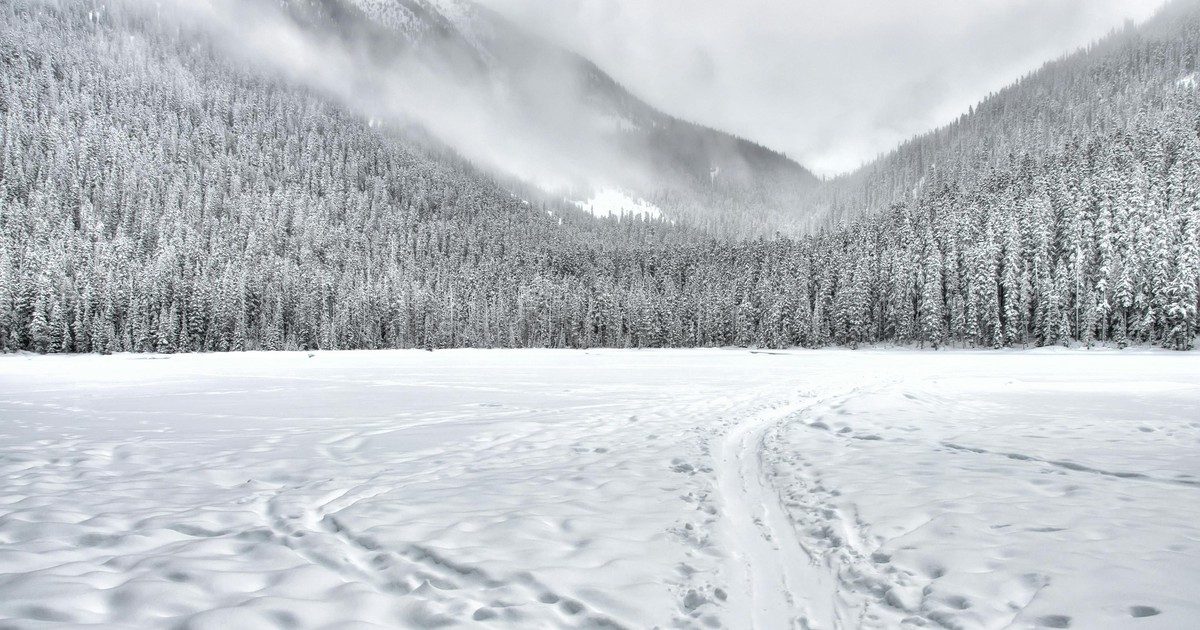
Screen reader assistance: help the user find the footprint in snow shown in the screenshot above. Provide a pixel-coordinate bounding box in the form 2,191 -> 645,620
1036,614 -> 1071,628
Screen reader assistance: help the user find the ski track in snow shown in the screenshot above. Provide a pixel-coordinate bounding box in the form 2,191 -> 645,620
0,349 -> 1198,629
719,394 -> 842,629
715,382 -> 903,630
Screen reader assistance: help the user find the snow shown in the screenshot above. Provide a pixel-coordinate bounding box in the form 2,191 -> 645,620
0,349 -> 1197,629
347,0 -> 487,57
421,0 -> 473,26
1176,73 -> 1196,89
597,113 -> 641,133
346,0 -> 420,33
347,0 -> 477,34
572,189 -> 662,220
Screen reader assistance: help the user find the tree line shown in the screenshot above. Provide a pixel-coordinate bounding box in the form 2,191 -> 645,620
0,0 -> 1196,353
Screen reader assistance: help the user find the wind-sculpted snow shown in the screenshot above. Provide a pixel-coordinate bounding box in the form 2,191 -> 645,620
0,349 -> 1197,628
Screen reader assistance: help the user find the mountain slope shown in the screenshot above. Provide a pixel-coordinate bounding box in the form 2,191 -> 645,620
810,0 -> 1200,226
292,0 -> 819,232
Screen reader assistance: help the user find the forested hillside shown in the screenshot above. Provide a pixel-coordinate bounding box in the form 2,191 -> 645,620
0,0 -> 1197,352
284,0 -> 820,234
811,0 -> 1200,227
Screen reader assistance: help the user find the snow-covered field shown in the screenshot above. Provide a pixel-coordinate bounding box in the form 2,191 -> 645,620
0,349 -> 1197,629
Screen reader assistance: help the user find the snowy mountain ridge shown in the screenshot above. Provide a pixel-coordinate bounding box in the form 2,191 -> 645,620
276,0 -> 817,230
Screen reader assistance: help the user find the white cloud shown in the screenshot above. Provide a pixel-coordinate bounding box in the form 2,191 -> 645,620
479,0 -> 1168,176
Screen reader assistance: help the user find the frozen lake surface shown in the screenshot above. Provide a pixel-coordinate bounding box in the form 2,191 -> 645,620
0,349 -> 1197,629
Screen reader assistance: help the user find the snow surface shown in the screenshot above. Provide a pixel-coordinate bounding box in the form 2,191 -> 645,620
572,189 -> 662,220
0,349 -> 1197,629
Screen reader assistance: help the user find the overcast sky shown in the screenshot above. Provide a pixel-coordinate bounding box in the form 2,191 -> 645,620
479,0 -> 1169,177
